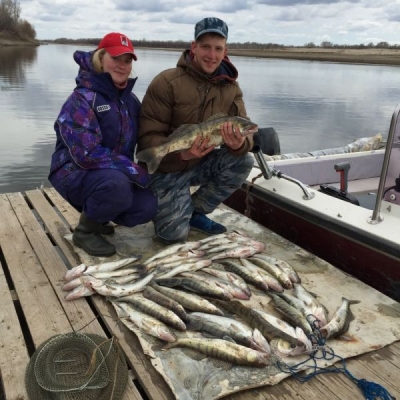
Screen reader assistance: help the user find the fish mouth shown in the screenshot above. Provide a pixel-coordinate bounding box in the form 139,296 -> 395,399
244,125 -> 259,135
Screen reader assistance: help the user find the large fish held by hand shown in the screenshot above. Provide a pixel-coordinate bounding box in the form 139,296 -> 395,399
136,113 -> 258,174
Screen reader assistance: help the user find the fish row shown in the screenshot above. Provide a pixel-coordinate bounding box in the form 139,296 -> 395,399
111,282 -> 316,366
61,231 -> 270,301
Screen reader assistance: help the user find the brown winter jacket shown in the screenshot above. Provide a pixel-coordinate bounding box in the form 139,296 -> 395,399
137,50 -> 254,173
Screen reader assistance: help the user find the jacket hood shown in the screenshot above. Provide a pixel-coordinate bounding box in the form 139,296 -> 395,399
178,49 -> 238,83
73,50 -> 136,99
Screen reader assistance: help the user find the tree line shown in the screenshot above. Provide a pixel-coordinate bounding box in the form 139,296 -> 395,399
0,0 -> 36,39
1,0 -> 398,50
50,37 -> 400,50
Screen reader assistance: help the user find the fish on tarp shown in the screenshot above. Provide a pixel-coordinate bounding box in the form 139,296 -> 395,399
155,276 -> 232,301
180,271 -> 250,300
64,256 -> 142,281
247,255 -> 293,289
143,285 -> 187,321
164,337 -> 270,367
251,254 -> 301,284
155,259 -> 212,279
186,312 -> 270,353
214,299 -> 301,348
202,266 -> 252,298
220,259 -> 270,292
136,112 -> 258,174
113,301 -> 177,342
268,293 -> 313,336
320,297 -> 360,339
150,282 -> 224,316
293,283 -> 329,327
114,294 -> 186,331
86,272 -> 155,298
253,309 -> 312,356
240,258 -> 284,293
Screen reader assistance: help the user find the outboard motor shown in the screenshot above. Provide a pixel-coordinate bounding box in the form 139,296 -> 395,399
256,127 -> 281,156
319,162 -> 360,205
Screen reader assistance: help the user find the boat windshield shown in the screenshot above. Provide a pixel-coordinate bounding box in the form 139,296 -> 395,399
382,134 -> 400,205
370,102 -> 400,223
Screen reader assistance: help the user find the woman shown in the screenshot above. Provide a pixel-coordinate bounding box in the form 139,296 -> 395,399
49,32 -> 157,257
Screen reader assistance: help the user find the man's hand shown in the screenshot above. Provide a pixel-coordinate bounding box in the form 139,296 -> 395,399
221,121 -> 245,150
180,136 -> 215,161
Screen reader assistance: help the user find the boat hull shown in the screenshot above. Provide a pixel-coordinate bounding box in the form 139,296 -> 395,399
225,183 -> 400,302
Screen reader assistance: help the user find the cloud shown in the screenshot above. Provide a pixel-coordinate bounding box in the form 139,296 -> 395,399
255,0 -> 360,5
17,0 -> 400,46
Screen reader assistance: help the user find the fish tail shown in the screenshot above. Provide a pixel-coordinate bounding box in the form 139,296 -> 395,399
136,147 -> 165,174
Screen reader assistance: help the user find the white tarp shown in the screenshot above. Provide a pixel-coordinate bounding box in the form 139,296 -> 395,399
67,206 -> 400,400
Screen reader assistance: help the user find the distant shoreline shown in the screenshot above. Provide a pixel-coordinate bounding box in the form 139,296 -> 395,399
2,34 -> 400,66
227,48 -> 400,66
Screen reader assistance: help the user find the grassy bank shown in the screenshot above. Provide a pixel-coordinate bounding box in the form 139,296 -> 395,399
0,31 -> 39,46
227,47 -> 400,65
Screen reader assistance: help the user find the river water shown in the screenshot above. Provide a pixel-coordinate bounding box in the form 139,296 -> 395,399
1,43 -> 400,194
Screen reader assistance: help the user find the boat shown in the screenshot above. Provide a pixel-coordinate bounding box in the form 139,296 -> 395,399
225,104 -> 400,302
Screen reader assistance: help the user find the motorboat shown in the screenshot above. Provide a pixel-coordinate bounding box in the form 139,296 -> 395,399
225,104 -> 400,302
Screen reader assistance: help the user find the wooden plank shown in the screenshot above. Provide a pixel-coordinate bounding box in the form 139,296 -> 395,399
28,189 -> 170,400
6,192 -> 103,336
43,187 -> 79,228
0,260 -> 29,400
0,194 -> 71,346
11,191 -> 143,400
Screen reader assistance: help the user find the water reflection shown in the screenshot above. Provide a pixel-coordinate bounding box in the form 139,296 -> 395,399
1,45 -> 400,194
0,46 -> 37,87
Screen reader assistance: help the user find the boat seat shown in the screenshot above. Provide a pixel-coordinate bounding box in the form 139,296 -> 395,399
266,150 -> 384,187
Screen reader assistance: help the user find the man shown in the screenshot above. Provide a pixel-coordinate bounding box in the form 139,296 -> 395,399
138,17 -> 254,244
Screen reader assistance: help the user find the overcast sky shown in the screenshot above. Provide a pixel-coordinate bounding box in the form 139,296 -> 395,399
19,0 -> 400,46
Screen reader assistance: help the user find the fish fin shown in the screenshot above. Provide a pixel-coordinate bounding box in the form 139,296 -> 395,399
211,358 -> 233,370
337,333 -> 355,341
185,318 -> 202,331
205,112 -> 228,121
155,278 -> 181,288
167,124 -> 195,140
136,147 -> 164,174
222,335 -> 237,344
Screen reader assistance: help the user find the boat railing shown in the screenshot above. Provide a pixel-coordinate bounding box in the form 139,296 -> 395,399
251,143 -> 316,200
368,102 -> 400,224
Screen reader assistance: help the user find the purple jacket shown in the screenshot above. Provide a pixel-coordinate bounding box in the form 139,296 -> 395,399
49,50 -> 149,198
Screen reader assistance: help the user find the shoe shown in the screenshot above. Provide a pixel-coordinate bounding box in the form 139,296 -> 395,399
73,212 -> 116,257
97,222 -> 115,235
189,212 -> 227,235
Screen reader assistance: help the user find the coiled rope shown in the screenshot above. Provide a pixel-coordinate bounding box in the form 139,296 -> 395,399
276,320 -> 395,400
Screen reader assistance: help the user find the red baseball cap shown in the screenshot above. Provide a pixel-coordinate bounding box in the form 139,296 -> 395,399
97,32 -> 137,60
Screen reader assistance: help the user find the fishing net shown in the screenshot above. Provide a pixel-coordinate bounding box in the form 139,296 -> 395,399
25,332 -> 128,400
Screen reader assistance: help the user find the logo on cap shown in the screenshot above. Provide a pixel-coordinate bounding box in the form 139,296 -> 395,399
121,36 -> 128,47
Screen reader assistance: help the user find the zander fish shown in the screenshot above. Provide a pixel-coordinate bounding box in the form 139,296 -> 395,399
151,282 -> 224,315
186,312 -> 270,353
214,299 -> 300,347
156,276 -> 232,300
113,302 -> 177,342
143,285 -> 187,321
320,297 -> 360,339
164,338 -> 269,367
115,294 -> 186,331
136,113 -> 258,174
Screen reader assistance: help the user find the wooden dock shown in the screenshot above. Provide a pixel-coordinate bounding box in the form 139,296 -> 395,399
1,188 -> 399,400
